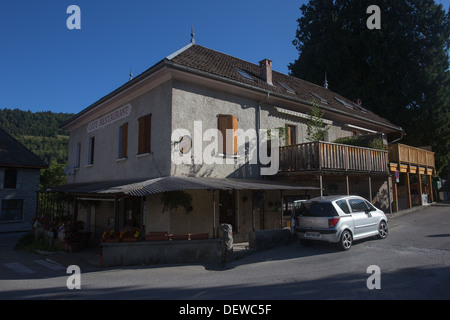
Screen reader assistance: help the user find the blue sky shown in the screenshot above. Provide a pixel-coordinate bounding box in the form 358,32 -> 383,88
1,0 -> 449,115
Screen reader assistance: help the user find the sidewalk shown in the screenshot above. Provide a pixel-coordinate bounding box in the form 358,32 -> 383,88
40,245 -> 102,271
43,241 -> 255,270
387,201 -> 450,219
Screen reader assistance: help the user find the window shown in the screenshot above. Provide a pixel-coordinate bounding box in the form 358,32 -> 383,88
311,92 -> 328,104
88,137 -> 95,165
118,123 -> 128,159
286,125 -> 297,145
4,169 -> 17,189
1,199 -> 23,222
75,143 -> 81,168
334,97 -> 354,109
336,200 -> 351,214
138,114 -> 151,155
278,82 -> 296,94
348,198 -> 369,212
218,114 -> 238,155
234,68 -> 254,81
299,202 -> 339,217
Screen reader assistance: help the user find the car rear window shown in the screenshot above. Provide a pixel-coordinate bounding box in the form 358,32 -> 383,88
299,202 -> 339,217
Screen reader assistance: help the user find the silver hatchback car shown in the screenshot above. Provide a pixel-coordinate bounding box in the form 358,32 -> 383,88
293,195 -> 388,250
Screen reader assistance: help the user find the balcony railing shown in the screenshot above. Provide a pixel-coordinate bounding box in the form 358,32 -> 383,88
279,141 -> 389,174
388,143 -> 435,169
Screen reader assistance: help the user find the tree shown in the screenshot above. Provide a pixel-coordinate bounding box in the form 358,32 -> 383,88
289,0 -> 450,177
40,161 -> 67,190
306,100 -> 330,142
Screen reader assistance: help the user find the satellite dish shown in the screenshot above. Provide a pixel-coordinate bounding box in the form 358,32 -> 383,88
179,135 -> 192,154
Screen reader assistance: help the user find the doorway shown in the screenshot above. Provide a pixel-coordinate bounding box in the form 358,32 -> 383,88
219,190 -> 236,230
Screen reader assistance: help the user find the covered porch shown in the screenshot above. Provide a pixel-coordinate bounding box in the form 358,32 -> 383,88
37,176 -> 319,248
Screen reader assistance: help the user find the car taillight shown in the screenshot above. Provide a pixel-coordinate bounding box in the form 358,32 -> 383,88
328,218 -> 340,228
296,218 -> 300,227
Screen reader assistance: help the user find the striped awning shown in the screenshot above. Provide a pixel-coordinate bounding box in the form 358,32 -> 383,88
42,176 -> 319,197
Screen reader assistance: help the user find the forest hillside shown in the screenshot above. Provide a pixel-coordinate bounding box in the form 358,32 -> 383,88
0,108 -> 75,188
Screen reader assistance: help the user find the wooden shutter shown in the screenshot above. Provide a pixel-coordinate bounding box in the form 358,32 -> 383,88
232,116 -> 238,155
138,115 -> 151,154
286,125 -> 296,145
218,115 -> 238,155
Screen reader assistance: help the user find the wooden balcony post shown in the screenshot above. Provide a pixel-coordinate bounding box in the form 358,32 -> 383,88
427,174 -> 434,203
346,175 -> 350,195
406,172 -> 412,209
418,172 -> 423,206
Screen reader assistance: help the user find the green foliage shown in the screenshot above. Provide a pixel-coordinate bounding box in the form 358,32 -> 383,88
40,161 -> 67,189
0,108 -> 74,165
161,191 -> 193,212
333,136 -> 385,150
289,0 -> 450,177
306,100 -> 330,142
0,108 -> 74,188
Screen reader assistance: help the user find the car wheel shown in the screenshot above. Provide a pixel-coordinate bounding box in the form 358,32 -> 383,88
378,221 -> 388,239
338,230 -> 352,251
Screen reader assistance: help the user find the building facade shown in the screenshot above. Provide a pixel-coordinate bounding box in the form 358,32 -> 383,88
0,128 -> 48,233
52,43 -> 405,243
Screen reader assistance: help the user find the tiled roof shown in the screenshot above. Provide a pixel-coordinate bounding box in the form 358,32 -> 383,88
0,127 -> 48,169
63,43 -> 403,134
168,44 -> 403,132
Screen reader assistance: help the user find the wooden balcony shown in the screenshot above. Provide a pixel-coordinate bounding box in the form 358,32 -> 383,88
387,143 -> 435,174
279,141 -> 389,174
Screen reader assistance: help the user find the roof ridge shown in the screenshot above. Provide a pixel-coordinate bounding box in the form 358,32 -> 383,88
165,43 -> 195,61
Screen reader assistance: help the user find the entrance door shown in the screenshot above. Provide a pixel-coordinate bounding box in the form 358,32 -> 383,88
219,190 -> 235,229
123,197 -> 142,228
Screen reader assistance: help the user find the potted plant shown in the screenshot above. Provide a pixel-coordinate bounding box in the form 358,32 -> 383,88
102,229 -> 119,243
64,221 -> 82,252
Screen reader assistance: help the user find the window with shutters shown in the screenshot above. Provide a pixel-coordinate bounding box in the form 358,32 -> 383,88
138,114 -> 151,155
218,114 -> 238,155
118,123 -> 128,159
286,125 -> 297,145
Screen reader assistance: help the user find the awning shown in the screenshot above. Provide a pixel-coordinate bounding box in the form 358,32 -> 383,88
41,176 -> 320,197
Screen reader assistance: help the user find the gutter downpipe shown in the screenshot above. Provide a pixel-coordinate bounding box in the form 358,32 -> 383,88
257,92 -> 271,179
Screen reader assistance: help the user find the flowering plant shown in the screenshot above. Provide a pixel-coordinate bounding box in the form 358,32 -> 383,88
102,229 -> 119,241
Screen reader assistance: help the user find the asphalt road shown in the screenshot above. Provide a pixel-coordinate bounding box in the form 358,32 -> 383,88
1,204 -> 449,301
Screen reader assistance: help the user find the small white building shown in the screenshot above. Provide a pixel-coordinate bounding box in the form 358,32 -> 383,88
0,128 -> 48,233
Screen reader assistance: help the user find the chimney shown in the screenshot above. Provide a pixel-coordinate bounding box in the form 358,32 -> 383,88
259,59 -> 273,85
